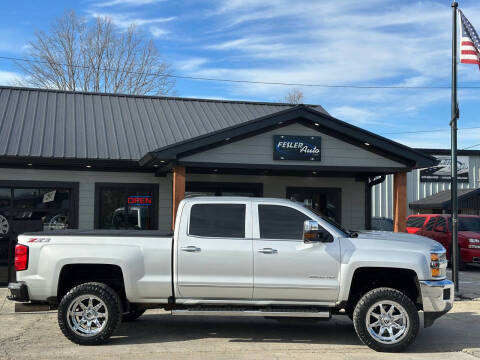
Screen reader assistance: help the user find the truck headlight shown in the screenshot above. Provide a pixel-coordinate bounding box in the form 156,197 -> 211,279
468,238 -> 480,249
430,251 -> 447,278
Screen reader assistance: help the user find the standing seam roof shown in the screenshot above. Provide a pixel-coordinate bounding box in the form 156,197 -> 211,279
0,86 -> 326,161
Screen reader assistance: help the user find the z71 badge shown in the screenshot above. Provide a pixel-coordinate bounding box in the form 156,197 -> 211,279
27,237 -> 51,243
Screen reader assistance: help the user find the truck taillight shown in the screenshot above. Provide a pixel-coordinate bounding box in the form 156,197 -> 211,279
15,245 -> 29,271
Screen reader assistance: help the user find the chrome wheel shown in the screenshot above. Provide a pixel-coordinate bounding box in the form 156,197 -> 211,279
366,300 -> 409,345
67,295 -> 108,337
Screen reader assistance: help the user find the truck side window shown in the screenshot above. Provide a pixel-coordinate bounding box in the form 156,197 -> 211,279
435,217 -> 446,231
189,204 -> 246,238
424,217 -> 437,231
258,205 -> 310,240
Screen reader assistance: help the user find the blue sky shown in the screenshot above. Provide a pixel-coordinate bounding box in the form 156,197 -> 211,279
1,0 -> 480,149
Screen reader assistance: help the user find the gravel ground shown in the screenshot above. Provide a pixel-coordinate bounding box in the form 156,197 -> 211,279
1,268 -> 479,359
448,265 -> 480,299
0,292 -> 479,359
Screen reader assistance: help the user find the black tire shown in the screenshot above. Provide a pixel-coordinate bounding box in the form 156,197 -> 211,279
122,308 -> 146,322
58,282 -> 122,345
352,287 -> 419,352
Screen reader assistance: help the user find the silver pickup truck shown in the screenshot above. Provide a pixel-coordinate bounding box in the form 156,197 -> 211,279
8,197 -> 453,352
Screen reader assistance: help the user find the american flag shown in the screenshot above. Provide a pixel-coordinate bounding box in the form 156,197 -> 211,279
459,10 -> 480,69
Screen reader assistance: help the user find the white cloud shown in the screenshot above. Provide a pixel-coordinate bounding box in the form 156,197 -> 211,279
149,26 -> 169,38
329,106 -> 378,125
176,58 -> 208,71
88,11 -> 175,30
0,70 -> 25,85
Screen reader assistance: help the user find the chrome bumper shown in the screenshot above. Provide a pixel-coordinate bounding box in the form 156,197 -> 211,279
419,279 -> 454,327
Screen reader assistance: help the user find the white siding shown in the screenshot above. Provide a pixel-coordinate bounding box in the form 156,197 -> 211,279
0,168 -> 172,232
372,154 -> 480,218
182,123 -> 406,169
187,174 -> 365,230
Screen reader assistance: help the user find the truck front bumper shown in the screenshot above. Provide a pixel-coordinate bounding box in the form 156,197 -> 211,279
419,279 -> 454,328
7,282 -> 30,302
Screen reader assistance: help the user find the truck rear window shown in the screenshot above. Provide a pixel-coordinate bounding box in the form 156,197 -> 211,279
189,204 -> 246,238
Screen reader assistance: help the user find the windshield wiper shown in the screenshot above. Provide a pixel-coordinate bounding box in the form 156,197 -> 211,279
348,230 -> 358,238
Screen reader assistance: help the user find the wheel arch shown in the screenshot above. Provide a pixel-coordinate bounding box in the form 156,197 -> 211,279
343,267 -> 423,312
57,263 -> 126,304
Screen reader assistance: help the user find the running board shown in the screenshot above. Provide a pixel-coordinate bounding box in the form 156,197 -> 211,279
172,308 -> 331,318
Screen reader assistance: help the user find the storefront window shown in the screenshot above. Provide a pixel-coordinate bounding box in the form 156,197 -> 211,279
14,188 -> 71,210
0,188 -> 11,208
0,182 -> 78,285
95,184 -> 158,230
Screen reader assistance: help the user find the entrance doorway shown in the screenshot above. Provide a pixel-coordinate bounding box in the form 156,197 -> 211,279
0,181 -> 79,285
286,187 -> 342,224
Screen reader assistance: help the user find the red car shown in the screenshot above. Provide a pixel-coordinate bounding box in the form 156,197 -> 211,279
415,214 -> 480,268
406,214 -> 435,234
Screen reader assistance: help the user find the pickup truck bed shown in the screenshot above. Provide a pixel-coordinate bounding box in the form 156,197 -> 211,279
23,230 -> 173,237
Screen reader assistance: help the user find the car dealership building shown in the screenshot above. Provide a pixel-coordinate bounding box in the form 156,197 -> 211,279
0,86 -> 437,284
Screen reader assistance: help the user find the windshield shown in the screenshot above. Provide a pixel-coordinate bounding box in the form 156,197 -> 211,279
302,204 -> 350,237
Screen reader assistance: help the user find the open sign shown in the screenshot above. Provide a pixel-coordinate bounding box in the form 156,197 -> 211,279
128,196 -> 152,206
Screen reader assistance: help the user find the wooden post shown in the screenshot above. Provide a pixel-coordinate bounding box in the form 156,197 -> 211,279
393,172 -> 407,232
172,165 -> 186,230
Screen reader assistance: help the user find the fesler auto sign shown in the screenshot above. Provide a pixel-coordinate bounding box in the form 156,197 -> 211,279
273,135 -> 321,161
420,155 -> 469,183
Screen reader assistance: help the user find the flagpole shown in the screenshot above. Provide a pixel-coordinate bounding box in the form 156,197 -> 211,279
451,1 -> 460,294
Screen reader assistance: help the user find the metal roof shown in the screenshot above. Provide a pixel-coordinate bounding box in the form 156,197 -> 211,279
409,188 -> 480,209
142,105 -> 437,170
0,86 -> 327,161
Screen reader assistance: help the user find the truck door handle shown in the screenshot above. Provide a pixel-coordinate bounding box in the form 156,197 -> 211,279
257,248 -> 278,254
180,246 -> 201,252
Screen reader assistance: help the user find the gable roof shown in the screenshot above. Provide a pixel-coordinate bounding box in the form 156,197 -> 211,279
0,86 -> 326,162
141,105 -> 436,169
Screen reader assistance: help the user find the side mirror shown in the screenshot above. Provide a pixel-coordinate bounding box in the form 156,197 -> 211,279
303,220 -> 333,243
434,226 -> 445,233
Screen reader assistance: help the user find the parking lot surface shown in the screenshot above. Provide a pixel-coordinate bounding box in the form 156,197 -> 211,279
1,268 -> 479,360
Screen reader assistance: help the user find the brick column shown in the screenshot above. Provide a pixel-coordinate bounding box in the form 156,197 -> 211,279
393,172 -> 407,232
172,165 -> 186,230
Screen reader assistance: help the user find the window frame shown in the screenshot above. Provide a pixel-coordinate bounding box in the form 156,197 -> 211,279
94,182 -> 159,230
187,203 -> 247,239
253,202 -> 332,242
185,200 -> 251,240
423,216 -> 438,231
434,216 -> 447,232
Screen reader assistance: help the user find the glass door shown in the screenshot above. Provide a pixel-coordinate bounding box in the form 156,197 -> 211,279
286,187 -> 342,224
